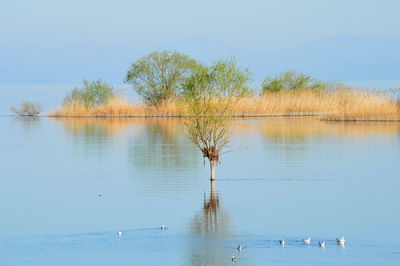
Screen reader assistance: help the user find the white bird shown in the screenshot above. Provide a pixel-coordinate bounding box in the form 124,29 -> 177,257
303,237 -> 311,244
231,256 -> 237,263
160,225 -> 166,230
237,244 -> 242,251
336,236 -> 345,246
319,241 -> 325,248
279,240 -> 285,246
118,231 -> 122,237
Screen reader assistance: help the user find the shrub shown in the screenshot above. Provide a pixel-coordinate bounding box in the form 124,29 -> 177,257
64,80 -> 114,108
262,71 -> 327,93
10,101 -> 41,116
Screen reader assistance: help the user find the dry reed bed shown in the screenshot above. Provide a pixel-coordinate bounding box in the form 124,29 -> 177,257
50,99 -> 185,117
49,89 -> 400,121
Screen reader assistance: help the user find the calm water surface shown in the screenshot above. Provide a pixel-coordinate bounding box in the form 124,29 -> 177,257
0,117 -> 399,265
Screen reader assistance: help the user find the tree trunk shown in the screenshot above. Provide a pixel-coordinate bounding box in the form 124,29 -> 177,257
210,160 -> 216,181
210,179 -> 216,193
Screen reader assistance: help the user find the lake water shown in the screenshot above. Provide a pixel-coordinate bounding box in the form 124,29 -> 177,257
0,116 -> 399,265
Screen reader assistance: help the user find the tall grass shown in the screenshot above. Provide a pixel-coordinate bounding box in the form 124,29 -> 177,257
50,98 -> 185,117
234,88 -> 400,121
49,88 -> 400,121
323,89 -> 400,121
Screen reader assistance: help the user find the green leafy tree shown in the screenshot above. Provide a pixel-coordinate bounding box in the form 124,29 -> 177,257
125,51 -> 199,105
64,79 -> 114,108
183,59 -> 252,180
262,71 -> 327,93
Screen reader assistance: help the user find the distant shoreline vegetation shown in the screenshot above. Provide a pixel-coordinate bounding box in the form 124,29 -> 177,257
11,101 -> 42,116
34,50 -> 400,121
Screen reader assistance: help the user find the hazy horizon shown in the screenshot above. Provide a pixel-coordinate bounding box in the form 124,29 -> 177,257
1,0 -> 399,84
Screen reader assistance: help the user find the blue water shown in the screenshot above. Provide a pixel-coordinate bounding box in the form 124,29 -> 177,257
0,116 -> 399,265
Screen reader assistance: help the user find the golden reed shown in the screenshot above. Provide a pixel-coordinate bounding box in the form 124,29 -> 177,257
49,88 -> 400,121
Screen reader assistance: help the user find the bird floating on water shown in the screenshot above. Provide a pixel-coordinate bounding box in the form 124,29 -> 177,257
303,237 -> 311,244
336,236 -> 345,246
319,241 -> 325,248
279,240 -> 285,246
231,256 -> 237,263
118,231 -> 122,237
160,225 -> 166,230
237,244 -> 242,251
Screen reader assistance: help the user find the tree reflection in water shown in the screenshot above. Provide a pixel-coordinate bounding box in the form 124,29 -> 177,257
128,118 -> 199,174
13,116 -> 41,128
52,117 -> 131,157
189,181 -> 233,266
192,181 -> 230,235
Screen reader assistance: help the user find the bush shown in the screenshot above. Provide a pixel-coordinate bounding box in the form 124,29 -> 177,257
262,71 -> 327,93
10,101 -> 41,116
64,80 -> 114,108
125,51 -> 199,105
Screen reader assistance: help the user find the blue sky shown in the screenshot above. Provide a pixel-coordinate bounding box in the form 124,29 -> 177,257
0,0 -> 399,84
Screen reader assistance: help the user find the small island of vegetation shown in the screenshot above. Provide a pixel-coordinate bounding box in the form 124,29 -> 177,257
48,51 -> 400,122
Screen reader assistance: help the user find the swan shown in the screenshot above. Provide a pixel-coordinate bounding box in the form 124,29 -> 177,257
319,241 -> 325,248
303,237 -> 311,244
118,231 -> 122,237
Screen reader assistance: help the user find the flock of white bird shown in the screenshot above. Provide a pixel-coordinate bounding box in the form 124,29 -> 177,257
232,236 -> 346,263
116,228 -> 345,264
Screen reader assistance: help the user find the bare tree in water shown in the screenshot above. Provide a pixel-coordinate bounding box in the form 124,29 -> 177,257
10,101 -> 41,116
182,59 -> 252,180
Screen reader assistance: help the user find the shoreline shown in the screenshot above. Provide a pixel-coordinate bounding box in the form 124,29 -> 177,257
13,88 -> 400,122
47,112 -> 324,118
18,112 -> 398,122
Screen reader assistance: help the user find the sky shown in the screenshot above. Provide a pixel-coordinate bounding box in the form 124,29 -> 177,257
0,0 -> 399,84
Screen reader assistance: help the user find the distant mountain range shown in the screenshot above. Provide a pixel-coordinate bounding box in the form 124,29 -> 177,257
0,35 -> 399,85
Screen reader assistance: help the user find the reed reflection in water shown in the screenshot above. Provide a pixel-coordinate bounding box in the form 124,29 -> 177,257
232,118 -> 400,143
127,118 -> 200,174
53,117 -> 203,195
53,116 -> 400,185
55,117 -> 400,148
55,117 -> 199,169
